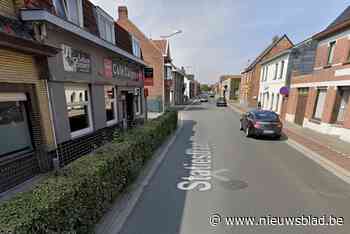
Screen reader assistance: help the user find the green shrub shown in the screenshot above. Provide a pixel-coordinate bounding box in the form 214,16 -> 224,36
0,109 -> 178,234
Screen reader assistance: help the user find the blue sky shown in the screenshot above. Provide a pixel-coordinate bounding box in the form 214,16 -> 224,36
91,0 -> 349,84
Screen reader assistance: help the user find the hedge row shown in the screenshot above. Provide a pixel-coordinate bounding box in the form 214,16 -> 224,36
0,109 -> 178,234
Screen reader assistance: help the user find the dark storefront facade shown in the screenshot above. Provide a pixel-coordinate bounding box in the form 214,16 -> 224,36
19,2 -> 146,167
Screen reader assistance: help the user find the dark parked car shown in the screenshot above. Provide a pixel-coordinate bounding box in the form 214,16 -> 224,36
240,110 -> 282,138
200,94 -> 209,102
216,97 -> 227,107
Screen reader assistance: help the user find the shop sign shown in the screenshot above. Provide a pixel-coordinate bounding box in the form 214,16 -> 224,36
62,44 -> 91,73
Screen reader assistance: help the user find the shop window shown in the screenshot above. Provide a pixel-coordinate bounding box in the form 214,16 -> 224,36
0,94 -> 33,158
335,88 -> 350,123
105,86 -> 118,125
313,88 -> 327,120
65,86 -> 93,138
53,0 -> 83,27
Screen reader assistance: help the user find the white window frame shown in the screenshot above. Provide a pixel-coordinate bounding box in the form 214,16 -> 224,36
105,86 -> 118,126
279,60 -> 285,79
53,0 -> 83,27
327,41 -> 336,65
313,88 -> 327,120
65,85 -> 93,138
132,36 -> 141,58
96,7 -> 115,44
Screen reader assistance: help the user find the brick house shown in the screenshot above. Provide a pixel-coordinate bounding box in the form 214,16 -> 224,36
0,0 -> 60,192
117,7 -> 169,113
19,0 -> 146,169
240,35 -> 294,108
286,6 -> 350,143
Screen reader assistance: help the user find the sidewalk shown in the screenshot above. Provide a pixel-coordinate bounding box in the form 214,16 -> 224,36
228,101 -> 350,176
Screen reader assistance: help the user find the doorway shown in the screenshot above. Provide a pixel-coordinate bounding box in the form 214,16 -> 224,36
295,88 -> 309,125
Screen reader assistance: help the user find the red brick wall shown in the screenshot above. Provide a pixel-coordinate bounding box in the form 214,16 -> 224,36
322,87 -> 337,123
286,88 -> 298,115
314,44 -> 328,68
305,88 -> 317,119
117,18 -> 164,99
333,38 -> 350,64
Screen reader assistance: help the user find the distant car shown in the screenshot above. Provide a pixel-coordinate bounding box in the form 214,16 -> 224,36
240,110 -> 282,139
216,97 -> 227,107
200,95 -> 209,102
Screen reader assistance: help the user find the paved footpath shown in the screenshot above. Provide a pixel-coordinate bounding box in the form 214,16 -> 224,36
116,101 -> 350,234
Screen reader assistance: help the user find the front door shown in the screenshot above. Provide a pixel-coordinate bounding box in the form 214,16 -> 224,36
295,88 -> 309,125
126,92 -> 134,127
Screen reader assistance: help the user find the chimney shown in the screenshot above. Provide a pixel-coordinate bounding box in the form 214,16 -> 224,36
118,6 -> 128,19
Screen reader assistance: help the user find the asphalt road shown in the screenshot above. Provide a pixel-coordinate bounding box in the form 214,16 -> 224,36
120,100 -> 350,234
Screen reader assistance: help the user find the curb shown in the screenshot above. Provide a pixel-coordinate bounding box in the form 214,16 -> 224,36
227,102 -> 350,185
286,139 -> 350,185
95,109 -> 186,234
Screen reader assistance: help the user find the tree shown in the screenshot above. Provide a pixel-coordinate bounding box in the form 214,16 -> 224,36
200,84 -> 210,92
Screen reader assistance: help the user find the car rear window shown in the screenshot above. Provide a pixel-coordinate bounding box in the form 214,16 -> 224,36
254,112 -> 279,121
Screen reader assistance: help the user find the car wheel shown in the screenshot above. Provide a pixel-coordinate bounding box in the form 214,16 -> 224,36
245,127 -> 252,137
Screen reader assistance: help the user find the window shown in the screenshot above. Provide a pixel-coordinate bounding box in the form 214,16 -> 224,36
327,41 -> 336,65
274,63 -> 278,80
134,93 -> 141,115
279,61 -> 285,79
265,67 -> 268,81
132,36 -> 141,58
276,94 -> 280,112
261,67 -> 265,82
271,93 -> 274,110
53,0 -> 83,26
0,94 -> 33,158
335,88 -> 350,122
105,86 -> 118,125
65,86 -> 93,138
96,7 -> 115,44
313,88 -> 327,120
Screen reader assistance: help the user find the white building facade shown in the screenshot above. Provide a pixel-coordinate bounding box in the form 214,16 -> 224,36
258,50 -> 291,114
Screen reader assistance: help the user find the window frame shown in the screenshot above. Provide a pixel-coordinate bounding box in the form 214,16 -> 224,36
335,87 -> 350,123
65,85 -> 93,138
104,86 -> 118,126
96,6 -> 116,44
312,88 -> 327,120
279,60 -> 285,79
132,36 -> 141,58
53,0 -> 83,27
327,41 -> 336,65
273,63 -> 278,80
0,93 -> 33,158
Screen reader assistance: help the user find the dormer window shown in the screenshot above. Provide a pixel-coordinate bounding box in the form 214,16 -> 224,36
96,7 -> 115,44
132,36 -> 141,58
52,0 -> 83,27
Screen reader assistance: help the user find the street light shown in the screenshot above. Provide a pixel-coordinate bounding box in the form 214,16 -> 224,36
160,29 -> 183,39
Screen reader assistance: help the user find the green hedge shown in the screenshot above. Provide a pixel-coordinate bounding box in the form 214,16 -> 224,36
0,109 -> 178,234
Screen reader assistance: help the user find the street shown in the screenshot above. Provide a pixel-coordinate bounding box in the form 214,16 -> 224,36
120,100 -> 350,234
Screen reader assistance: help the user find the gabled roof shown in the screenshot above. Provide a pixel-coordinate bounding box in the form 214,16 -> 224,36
327,6 -> 350,29
243,35 -> 293,73
314,6 -> 350,40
